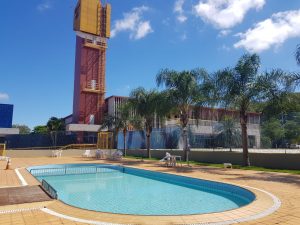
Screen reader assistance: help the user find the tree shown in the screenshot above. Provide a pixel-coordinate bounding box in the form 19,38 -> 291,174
32,125 -> 48,134
289,45 -> 300,85
156,68 -> 213,161
46,117 -> 65,147
46,117 -> 65,132
284,120 -> 300,144
101,115 -> 119,148
101,103 -> 134,156
296,44 -> 300,66
12,124 -> 31,134
215,116 -> 241,151
214,54 -> 290,166
284,113 -> 300,145
261,118 -> 285,148
258,92 -> 300,121
129,87 -> 170,158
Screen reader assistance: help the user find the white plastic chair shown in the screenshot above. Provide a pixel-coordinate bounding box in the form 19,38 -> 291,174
111,150 -> 123,160
95,150 -> 105,159
160,152 -> 172,166
52,150 -> 62,158
0,156 -> 9,161
82,149 -> 92,157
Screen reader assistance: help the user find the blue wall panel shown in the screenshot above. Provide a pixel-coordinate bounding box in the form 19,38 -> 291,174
0,104 -> 13,128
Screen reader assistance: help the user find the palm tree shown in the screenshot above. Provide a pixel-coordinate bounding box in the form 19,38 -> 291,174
293,45 -> 300,84
47,117 -> 65,132
129,87 -> 170,158
46,117 -> 65,147
101,115 -> 119,149
296,44 -> 300,66
214,54 -> 290,166
156,68 -> 213,161
215,116 -> 241,151
101,104 -> 133,156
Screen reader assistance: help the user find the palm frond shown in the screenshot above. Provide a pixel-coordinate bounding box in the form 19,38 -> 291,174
296,44 -> 300,66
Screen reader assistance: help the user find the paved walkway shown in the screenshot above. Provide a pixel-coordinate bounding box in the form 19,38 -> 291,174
0,186 -> 52,206
0,157 -> 299,225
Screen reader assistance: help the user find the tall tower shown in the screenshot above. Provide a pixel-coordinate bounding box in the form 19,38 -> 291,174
72,0 -> 111,125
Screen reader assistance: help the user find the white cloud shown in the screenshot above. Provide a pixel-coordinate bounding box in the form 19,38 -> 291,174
194,0 -> 265,29
111,6 -> 153,40
219,29 -> 231,37
0,93 -> 9,102
174,0 -> 187,23
134,21 -> 153,39
37,1 -> 52,12
234,9 -> 300,53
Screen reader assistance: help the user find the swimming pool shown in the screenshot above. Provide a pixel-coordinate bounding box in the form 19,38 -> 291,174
28,164 -> 255,216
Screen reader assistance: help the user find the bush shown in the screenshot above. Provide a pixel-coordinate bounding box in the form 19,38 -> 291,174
261,136 -> 272,148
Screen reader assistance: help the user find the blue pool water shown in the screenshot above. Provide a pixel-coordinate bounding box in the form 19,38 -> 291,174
28,164 -> 255,215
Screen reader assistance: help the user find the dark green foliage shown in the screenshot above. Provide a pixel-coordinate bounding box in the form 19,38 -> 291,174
215,116 -> 241,151
156,68 -> 213,160
129,87 -> 170,158
101,103 -> 133,156
260,136 -> 272,148
261,118 -> 284,148
46,117 -> 65,132
32,125 -> 48,134
258,93 -> 300,120
296,44 -> 300,66
214,54 -> 292,166
284,113 -> 300,144
46,117 -> 65,147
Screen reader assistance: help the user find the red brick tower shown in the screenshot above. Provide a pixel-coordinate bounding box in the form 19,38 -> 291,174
72,0 -> 111,125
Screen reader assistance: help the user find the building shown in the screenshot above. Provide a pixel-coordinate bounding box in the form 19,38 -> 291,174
67,0 -> 111,136
0,104 -> 19,139
105,96 -> 129,118
166,107 -> 261,148
105,96 -> 261,148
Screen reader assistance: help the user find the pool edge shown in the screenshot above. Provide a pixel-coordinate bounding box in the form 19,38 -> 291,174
18,163 -> 281,225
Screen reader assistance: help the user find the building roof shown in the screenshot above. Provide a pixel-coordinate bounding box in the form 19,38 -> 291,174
105,95 -> 129,100
63,114 -> 73,120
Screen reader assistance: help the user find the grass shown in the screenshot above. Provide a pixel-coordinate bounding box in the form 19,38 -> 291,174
124,156 -> 300,175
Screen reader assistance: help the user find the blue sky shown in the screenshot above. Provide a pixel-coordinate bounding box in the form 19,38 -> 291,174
0,0 -> 300,129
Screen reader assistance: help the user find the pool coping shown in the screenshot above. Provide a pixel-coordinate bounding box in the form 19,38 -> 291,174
12,163 -> 281,225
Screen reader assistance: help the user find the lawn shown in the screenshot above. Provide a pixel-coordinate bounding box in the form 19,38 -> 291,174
124,156 -> 300,175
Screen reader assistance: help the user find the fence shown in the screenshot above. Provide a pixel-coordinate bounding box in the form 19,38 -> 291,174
41,179 -> 58,199
97,132 -> 114,149
127,149 -> 300,170
5,132 -> 77,149
30,165 -> 124,177
4,131 -> 114,150
116,126 -> 258,150
0,143 -> 6,156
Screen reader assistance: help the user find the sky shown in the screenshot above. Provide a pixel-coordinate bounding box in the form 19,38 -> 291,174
0,0 -> 300,129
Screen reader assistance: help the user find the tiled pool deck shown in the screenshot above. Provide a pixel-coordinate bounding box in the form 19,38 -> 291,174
0,157 -> 299,225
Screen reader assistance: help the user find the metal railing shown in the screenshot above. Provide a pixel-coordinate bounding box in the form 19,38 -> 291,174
42,179 -> 58,199
7,144 -> 97,151
30,165 -> 124,177
0,144 -> 6,156
59,144 -> 97,150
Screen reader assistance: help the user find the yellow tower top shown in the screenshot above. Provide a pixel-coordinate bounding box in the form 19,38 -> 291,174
73,0 -> 111,38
